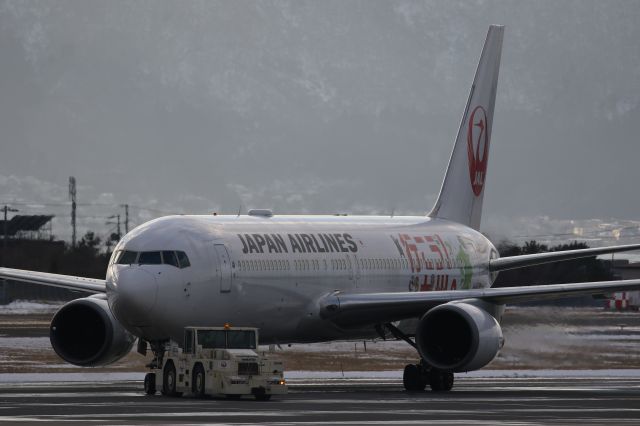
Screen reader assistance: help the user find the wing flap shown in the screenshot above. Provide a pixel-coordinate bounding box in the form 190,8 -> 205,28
0,267 -> 106,294
319,279 -> 640,327
489,243 -> 640,272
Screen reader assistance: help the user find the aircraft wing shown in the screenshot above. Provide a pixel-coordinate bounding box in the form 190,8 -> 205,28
0,267 -> 106,294
489,243 -> 640,272
319,279 -> 640,327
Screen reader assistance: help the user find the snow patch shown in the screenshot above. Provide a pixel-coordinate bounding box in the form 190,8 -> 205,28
0,300 -> 63,315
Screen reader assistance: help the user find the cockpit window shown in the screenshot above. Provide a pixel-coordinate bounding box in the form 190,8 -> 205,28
176,251 -> 191,268
118,250 -> 138,264
115,250 -> 189,268
138,251 -> 162,265
162,251 -> 179,268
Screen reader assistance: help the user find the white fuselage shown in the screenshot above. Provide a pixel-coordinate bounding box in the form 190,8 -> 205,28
106,215 -> 497,344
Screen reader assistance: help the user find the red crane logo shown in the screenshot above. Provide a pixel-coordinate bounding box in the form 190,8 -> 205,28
467,106 -> 489,196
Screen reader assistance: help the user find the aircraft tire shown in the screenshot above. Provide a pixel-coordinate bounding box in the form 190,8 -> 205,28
162,361 -> 182,397
144,373 -> 156,395
192,363 -> 206,398
429,369 -> 454,392
403,364 -> 427,392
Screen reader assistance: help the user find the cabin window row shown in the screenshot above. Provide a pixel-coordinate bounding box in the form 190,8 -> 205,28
235,257 -> 412,272
359,258 -> 409,270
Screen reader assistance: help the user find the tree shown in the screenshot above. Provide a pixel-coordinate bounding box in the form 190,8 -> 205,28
493,240 -> 614,288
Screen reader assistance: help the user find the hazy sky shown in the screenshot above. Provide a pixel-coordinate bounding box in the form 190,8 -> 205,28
0,1 -> 639,241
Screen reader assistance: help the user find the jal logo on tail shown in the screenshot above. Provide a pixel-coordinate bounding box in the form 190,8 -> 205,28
467,106 -> 489,196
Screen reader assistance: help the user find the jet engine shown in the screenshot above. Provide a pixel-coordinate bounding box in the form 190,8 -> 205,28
416,301 -> 504,372
50,296 -> 136,366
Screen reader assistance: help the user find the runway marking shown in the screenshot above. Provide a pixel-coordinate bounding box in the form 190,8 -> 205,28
2,377 -> 640,424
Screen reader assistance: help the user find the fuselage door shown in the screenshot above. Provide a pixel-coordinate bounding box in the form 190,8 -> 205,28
215,244 -> 232,293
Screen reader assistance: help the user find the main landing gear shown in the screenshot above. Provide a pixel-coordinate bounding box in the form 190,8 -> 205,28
379,323 -> 454,392
402,362 -> 454,392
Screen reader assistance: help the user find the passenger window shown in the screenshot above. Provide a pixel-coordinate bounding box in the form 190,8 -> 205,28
162,251 -> 179,268
176,251 -> 191,268
117,250 -> 138,264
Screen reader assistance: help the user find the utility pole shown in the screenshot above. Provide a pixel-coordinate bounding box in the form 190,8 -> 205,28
69,177 -> 77,249
122,204 -> 129,234
2,205 -> 19,267
107,214 -> 121,240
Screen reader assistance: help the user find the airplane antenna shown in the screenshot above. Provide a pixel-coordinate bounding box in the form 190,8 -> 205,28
237,204 -> 242,217
390,208 -> 395,218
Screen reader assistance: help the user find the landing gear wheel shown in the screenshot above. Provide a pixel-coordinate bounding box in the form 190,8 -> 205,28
144,373 -> 156,395
255,394 -> 272,401
403,364 -> 427,391
162,361 -> 182,397
429,369 -> 454,392
192,364 -> 205,398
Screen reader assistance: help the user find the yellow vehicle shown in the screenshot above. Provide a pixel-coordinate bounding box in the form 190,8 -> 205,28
144,326 -> 287,400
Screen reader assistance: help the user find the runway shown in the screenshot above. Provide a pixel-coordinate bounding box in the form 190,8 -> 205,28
2,374 -> 640,424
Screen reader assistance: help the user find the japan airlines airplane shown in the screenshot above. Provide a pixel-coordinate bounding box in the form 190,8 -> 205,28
2,25 -> 640,392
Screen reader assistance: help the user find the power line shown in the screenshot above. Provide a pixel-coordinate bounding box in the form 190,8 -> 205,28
0,200 -> 177,215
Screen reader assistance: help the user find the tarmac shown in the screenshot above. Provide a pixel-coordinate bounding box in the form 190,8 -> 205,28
1,374 -> 640,424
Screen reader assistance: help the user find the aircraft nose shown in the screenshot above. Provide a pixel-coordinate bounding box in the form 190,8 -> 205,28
112,267 -> 158,325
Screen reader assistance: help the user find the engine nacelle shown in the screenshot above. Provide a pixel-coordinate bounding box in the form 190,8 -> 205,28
416,301 -> 504,372
50,296 -> 136,366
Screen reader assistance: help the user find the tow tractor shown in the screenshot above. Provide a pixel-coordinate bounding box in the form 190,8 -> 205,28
143,325 -> 287,400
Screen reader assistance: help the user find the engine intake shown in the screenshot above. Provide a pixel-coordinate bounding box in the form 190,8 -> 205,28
50,296 -> 136,366
416,301 -> 503,372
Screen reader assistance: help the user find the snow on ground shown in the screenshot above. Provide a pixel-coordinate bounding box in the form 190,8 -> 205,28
0,300 -> 63,315
0,337 -> 50,349
264,340 -> 408,353
0,372 -> 145,383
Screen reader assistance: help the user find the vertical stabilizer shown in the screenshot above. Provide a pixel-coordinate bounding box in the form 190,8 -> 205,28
428,25 -> 504,230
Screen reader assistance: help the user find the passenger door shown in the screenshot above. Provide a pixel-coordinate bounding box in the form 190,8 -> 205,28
214,244 -> 232,293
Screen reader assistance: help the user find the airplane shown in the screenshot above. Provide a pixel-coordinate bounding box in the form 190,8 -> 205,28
2,25 -> 640,393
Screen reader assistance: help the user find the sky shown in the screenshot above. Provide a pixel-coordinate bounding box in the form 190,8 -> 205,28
0,0 -> 639,243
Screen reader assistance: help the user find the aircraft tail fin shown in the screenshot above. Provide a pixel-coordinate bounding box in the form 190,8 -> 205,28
428,25 -> 504,230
